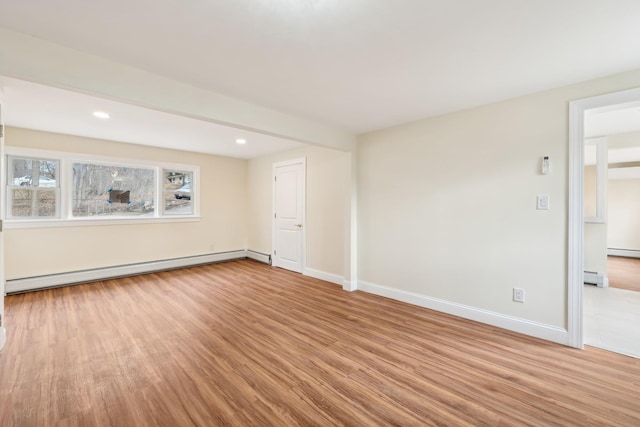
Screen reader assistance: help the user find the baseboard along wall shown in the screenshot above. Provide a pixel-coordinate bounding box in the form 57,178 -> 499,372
5,250 -> 252,294
607,248 -> 640,259
303,267 -> 344,286
358,279 -> 569,346
5,251 -> 569,347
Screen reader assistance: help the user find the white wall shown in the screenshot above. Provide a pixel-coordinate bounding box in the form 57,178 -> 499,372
607,131 -> 640,251
584,223 -> 608,273
4,126 -> 248,279
357,69 -> 640,331
584,164 -> 607,274
608,131 -> 640,150
248,145 -> 349,279
608,178 -> 640,251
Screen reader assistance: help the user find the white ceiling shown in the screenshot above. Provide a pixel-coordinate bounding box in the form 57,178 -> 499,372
0,76 -> 305,158
1,0 -> 640,135
585,101 -> 640,138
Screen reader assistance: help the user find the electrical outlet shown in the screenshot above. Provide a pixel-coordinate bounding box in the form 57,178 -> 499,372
513,288 -> 525,303
209,244 -> 215,252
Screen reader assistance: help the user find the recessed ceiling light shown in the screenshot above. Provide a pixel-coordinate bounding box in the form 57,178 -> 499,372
93,111 -> 110,119
236,138 -> 247,145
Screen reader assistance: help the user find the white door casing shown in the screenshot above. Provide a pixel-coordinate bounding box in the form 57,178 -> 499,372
568,86 -> 640,349
272,158 -> 305,273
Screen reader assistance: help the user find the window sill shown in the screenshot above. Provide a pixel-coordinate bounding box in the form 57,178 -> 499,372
4,216 -> 201,229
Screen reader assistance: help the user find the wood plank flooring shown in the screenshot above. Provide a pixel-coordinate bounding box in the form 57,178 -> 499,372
1,259 -> 639,426
608,255 -> 640,292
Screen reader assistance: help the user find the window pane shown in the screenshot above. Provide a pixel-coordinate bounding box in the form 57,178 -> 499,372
11,158 -> 58,187
163,170 -> 193,215
11,188 -> 33,217
72,163 -> 155,217
11,188 -> 57,217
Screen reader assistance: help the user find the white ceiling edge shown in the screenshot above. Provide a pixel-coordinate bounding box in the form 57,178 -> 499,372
609,147 -> 640,164
0,75 -> 310,159
609,166 -> 640,180
585,100 -> 640,138
0,27 -> 356,152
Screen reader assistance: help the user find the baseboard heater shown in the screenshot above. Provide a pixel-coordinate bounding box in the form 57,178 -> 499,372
6,249 -> 272,294
584,271 -> 608,287
607,248 -> 640,259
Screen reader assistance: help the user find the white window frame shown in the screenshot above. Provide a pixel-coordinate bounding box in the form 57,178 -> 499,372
6,154 -> 61,220
161,168 -> 195,216
4,147 -> 200,229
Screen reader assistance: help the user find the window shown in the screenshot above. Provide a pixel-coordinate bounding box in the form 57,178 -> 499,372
163,169 -> 194,215
72,162 -> 155,217
7,156 -> 60,218
5,148 -> 199,227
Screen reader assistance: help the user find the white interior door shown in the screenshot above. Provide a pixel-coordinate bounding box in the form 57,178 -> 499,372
273,158 -> 305,273
0,97 -> 6,351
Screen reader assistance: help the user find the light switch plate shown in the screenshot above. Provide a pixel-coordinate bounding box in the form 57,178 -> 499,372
537,195 -> 550,210
541,156 -> 550,174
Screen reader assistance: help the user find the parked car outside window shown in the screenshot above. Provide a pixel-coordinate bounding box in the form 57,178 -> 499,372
174,183 -> 191,200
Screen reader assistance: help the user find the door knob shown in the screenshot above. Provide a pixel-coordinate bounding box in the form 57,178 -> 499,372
295,224 -> 302,228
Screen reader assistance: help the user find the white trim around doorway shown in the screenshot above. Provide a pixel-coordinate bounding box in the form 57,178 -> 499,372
568,86 -> 640,349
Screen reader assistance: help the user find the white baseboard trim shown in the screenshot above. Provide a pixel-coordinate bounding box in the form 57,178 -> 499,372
584,271 -> 609,287
342,279 -> 358,292
246,250 -> 271,264
358,280 -> 568,346
303,267 -> 344,286
608,248 -> 640,259
0,326 -> 6,352
6,250 -> 248,294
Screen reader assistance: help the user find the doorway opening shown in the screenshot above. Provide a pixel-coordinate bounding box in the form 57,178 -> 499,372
583,99 -> 640,357
569,87 -> 640,354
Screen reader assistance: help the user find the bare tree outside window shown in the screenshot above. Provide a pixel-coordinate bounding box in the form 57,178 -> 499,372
72,163 -> 155,217
7,151 -> 197,222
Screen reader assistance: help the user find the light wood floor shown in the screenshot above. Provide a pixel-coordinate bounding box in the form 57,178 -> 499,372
608,255 -> 640,292
1,260 -> 639,426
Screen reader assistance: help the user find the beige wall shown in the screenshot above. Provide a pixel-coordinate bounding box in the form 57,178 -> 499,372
357,69 -> 640,329
248,145 -> 348,277
4,127 -> 248,279
608,178 -> 640,250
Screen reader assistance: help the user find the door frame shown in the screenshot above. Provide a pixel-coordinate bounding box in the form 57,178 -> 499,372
272,157 -> 306,272
568,86 -> 640,349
